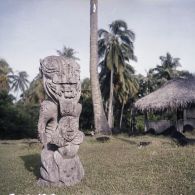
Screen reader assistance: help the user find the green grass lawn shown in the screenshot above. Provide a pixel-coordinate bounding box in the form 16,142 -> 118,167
0,135 -> 194,195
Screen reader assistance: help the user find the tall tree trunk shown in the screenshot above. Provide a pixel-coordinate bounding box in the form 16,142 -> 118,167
105,100 -> 108,116
119,100 -> 125,129
108,68 -> 114,128
130,107 -> 136,134
90,0 -> 111,134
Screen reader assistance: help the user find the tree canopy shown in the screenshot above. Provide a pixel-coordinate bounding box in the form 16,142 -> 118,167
98,20 -> 137,128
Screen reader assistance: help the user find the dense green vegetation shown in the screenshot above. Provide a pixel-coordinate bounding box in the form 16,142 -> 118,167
0,135 -> 194,194
0,19 -> 193,139
98,20 -> 137,128
0,58 -> 39,139
0,91 -> 38,139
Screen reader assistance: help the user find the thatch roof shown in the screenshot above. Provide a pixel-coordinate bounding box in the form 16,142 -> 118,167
134,76 -> 195,112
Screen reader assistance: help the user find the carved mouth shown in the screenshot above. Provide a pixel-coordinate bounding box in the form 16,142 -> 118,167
64,92 -> 75,98
63,97 -> 73,99
67,129 -> 74,132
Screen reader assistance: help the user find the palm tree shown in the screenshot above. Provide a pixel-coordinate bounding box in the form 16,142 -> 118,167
90,0 -> 111,134
24,74 -> 45,105
152,52 -> 181,86
80,78 -> 94,130
57,46 -> 79,60
146,69 -> 158,94
10,71 -> 29,96
98,20 -> 137,128
0,59 -> 13,92
81,78 -> 91,98
100,63 -> 138,128
118,66 -> 138,128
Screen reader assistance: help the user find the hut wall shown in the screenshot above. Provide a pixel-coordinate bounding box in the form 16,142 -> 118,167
186,107 -> 195,119
177,119 -> 184,132
184,119 -> 195,130
147,120 -> 173,134
177,118 -> 195,131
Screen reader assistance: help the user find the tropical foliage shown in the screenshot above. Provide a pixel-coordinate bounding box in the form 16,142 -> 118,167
0,90 -> 37,139
79,78 -> 94,131
57,46 -> 79,60
137,53 -> 192,97
10,71 -> 29,96
0,59 -> 13,92
0,19 -> 194,139
150,53 -> 182,87
0,59 -> 35,139
98,20 -> 137,128
24,74 -> 45,105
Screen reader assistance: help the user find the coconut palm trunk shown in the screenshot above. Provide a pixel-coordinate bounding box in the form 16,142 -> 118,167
90,0 -> 110,134
108,68 -> 114,128
119,101 -> 125,129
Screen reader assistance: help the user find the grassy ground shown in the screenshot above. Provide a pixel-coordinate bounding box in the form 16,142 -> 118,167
0,135 -> 194,195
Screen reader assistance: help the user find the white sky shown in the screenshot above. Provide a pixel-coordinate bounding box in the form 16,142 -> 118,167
0,0 -> 195,82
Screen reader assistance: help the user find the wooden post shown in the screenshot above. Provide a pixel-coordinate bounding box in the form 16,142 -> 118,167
183,109 -> 187,132
144,112 -> 149,132
183,109 -> 187,122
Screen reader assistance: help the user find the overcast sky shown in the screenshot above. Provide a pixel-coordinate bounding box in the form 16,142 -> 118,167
0,0 -> 195,82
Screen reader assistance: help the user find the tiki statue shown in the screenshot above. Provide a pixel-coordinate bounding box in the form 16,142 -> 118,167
37,56 -> 84,187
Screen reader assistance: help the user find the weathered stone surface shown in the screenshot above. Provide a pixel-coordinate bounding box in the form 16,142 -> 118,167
40,147 -> 59,183
37,56 -> 84,187
54,152 -> 84,186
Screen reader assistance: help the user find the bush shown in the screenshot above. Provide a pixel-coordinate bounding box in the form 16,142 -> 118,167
0,91 -> 38,139
135,115 -> 145,132
79,95 -> 94,132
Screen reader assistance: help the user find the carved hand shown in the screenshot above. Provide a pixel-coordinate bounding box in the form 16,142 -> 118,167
38,132 -> 47,145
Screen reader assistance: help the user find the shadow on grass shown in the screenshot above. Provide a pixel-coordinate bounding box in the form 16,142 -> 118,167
186,138 -> 195,145
20,154 -> 41,179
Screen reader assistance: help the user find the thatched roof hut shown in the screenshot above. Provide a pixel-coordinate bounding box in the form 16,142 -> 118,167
134,76 -> 195,113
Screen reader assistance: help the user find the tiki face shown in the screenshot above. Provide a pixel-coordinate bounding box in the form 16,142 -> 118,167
58,116 -> 79,141
40,56 -> 81,104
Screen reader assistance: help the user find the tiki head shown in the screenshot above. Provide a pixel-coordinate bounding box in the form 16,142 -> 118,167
40,56 -> 81,107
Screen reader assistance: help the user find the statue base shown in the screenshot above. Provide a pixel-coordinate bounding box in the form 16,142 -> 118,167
37,145 -> 84,187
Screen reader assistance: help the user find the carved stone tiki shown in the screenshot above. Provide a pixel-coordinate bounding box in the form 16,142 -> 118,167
37,56 -> 84,187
